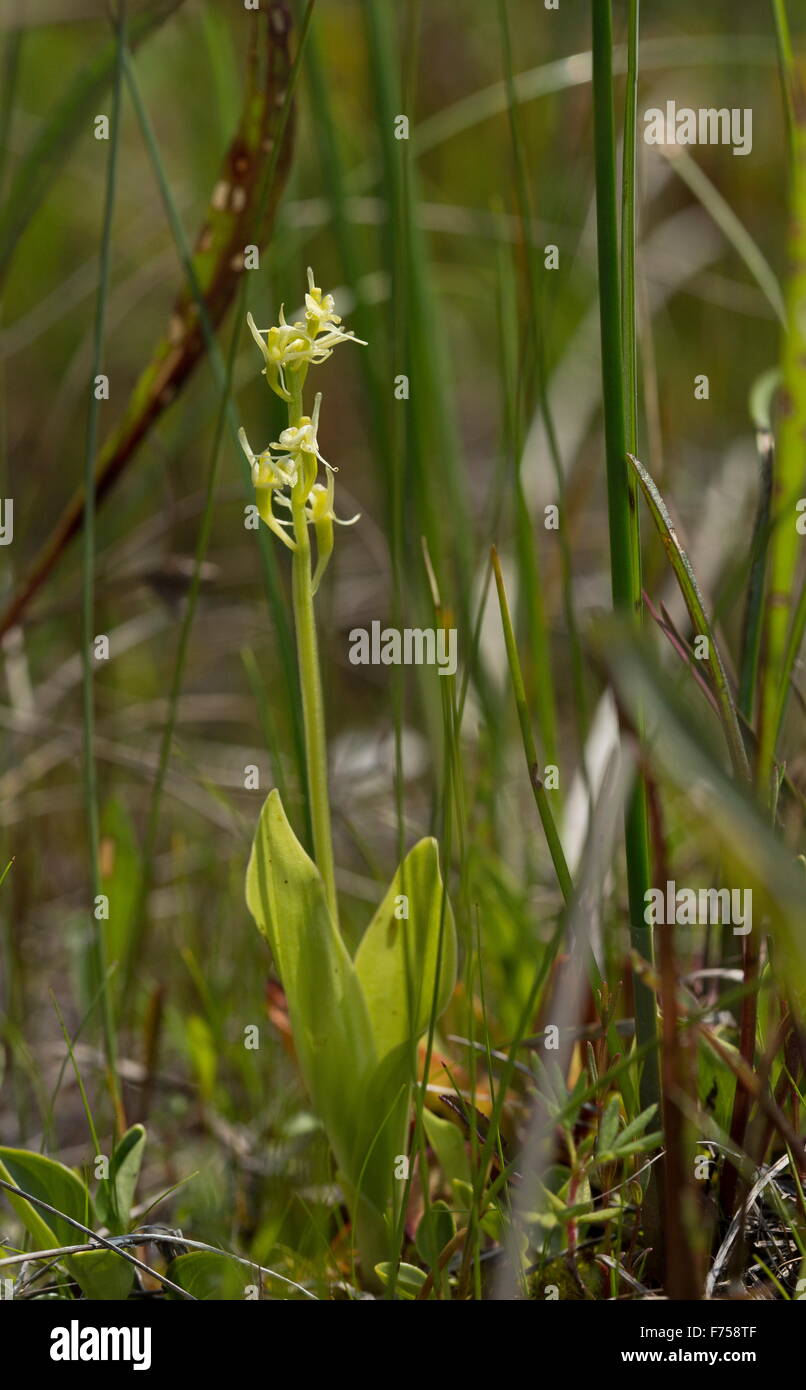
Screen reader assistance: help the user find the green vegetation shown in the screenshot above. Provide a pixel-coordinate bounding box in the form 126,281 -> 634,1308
0,0 -> 804,1302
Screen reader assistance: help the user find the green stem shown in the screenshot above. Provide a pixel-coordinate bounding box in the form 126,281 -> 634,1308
621,0 -> 640,458
83,1 -> 126,1135
761,51 -> 806,792
591,0 -> 659,1118
288,375 -> 338,925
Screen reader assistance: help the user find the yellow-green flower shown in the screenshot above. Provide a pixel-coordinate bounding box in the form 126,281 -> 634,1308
304,266 -> 342,336
238,426 -> 297,550
241,270 -> 364,577
305,469 -> 360,594
246,309 -> 307,401
246,272 -> 365,403
271,394 -> 329,494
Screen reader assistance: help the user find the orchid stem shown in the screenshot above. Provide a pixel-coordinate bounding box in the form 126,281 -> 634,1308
288,373 -> 338,926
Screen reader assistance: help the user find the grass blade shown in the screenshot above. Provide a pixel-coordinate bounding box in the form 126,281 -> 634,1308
620,0 -> 640,457
0,0 -> 182,288
662,149 -> 786,327
119,2 -> 318,994
760,59 -> 806,786
591,0 -> 659,1121
0,4 -> 296,644
81,1 -> 127,1134
739,368 -> 779,721
772,0 -> 797,158
627,451 -> 750,780
595,620 -> 806,999
491,546 -> 572,903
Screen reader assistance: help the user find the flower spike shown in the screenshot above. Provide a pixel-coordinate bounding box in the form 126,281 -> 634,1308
241,271 -> 364,566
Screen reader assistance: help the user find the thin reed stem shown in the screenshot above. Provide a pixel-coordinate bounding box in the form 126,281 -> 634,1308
591,0 -> 659,1118
289,377 -> 338,925
82,1 -> 126,1134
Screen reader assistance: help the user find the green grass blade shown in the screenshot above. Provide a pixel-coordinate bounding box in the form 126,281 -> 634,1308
591,0 -> 659,1121
361,0 -> 474,607
0,0 -> 181,288
627,451 -> 750,780
621,0 -> 640,457
595,620 -> 806,1000
739,368 -> 780,720
303,20 -> 387,461
663,149 -> 786,327
121,298 -> 242,1001
779,577 -> 806,739
408,37 -> 777,166
772,0 -> 797,157
762,60 -> 806,785
81,1 -> 127,1133
494,221 -> 558,768
0,7 -> 298,658
119,4 -> 318,993
491,547 -> 572,903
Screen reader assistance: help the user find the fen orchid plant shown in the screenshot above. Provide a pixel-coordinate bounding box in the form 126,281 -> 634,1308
241,272 -> 457,1283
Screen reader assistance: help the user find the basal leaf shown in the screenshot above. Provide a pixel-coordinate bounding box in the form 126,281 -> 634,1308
0,1149 -> 131,1300
414,1200 -> 455,1267
96,1124 -> 146,1236
374,1261 -> 428,1299
245,789 -> 375,1178
0,1147 -> 93,1251
423,1108 -> 472,1191
166,1251 -> 248,1300
68,1249 -> 134,1301
354,837 -> 457,1065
